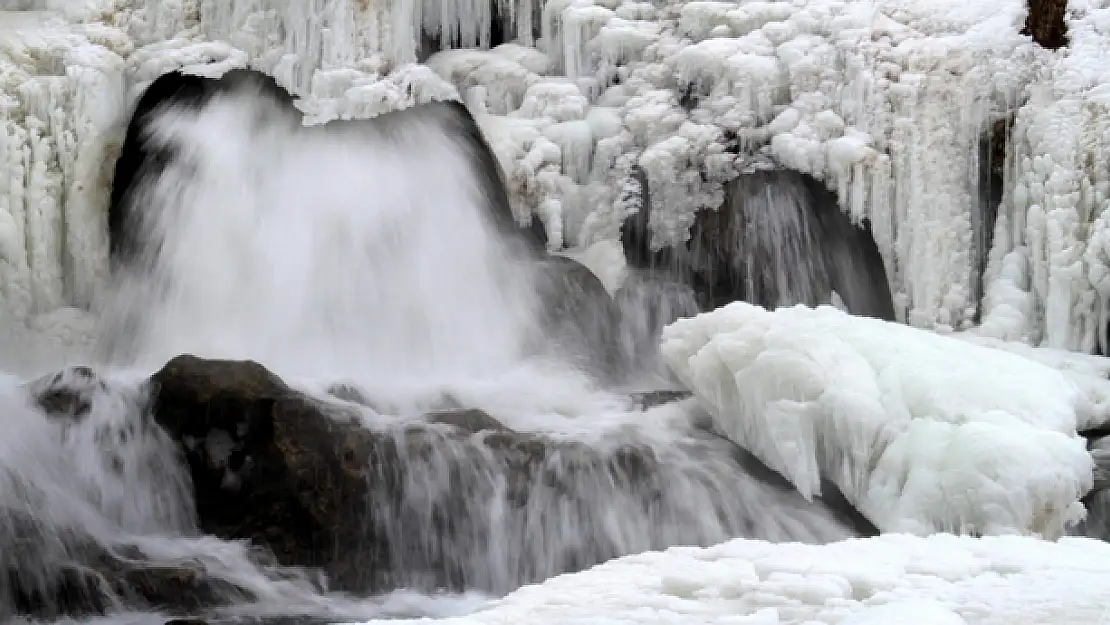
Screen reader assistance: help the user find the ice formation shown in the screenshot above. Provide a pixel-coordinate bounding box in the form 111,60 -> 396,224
349,533 -> 1110,625
4,0 -> 1110,353
661,302 -> 1110,537
6,0 -> 1110,621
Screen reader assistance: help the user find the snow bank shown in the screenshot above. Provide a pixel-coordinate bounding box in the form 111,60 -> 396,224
351,533 -> 1110,625
661,302 -> 1097,537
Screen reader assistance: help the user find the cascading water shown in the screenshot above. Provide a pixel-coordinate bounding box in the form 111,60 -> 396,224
0,80 -> 861,622
622,168 -> 895,321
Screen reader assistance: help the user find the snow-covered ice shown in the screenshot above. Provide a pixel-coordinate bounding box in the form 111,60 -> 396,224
661,302 -> 1103,537
350,533 -> 1110,625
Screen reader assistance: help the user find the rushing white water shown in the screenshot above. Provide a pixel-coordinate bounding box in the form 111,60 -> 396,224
0,85 -> 858,622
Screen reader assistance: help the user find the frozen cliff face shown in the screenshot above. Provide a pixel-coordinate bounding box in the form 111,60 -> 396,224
8,0 -> 1110,360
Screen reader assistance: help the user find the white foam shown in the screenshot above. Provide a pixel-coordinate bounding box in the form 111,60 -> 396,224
99,92 -> 543,382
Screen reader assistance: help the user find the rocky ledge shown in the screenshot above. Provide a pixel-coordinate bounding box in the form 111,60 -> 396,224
8,355 -> 876,621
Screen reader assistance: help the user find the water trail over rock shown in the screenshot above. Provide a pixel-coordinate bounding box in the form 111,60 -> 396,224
1,75 -> 864,621
0,374 -> 395,622
100,85 -> 544,379
621,169 -> 895,320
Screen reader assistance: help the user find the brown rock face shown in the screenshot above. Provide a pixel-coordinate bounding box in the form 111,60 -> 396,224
149,355 -> 385,592
1,511 -> 256,621
12,356 -> 873,619
534,256 -> 621,377
147,356 -> 674,593
1023,0 -> 1069,49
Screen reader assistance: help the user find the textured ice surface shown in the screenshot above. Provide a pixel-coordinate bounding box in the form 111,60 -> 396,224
662,302 -> 1100,537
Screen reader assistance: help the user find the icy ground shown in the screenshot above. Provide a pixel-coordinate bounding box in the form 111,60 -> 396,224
349,533 -> 1110,625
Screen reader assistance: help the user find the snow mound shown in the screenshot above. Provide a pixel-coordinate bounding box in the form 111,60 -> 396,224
351,533 -> 1110,625
661,302 -> 1097,537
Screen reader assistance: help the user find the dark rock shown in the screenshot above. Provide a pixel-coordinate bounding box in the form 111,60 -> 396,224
1022,0 -> 1068,50
147,355 -> 874,598
28,365 -> 107,421
620,170 -> 894,321
972,117 -> 1010,317
109,69 -> 544,271
427,408 -> 508,433
534,256 -> 621,376
626,390 -> 693,411
149,355 -> 383,593
1,512 -> 255,621
110,70 -> 294,266
610,272 -> 701,381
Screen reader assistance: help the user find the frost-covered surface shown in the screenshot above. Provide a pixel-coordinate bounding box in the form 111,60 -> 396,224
351,533 -> 1110,625
660,302 -> 1104,537
0,12 -> 126,320
982,0 -> 1110,353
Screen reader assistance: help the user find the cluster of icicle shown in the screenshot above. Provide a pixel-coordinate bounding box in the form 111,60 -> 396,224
9,0 -> 1110,356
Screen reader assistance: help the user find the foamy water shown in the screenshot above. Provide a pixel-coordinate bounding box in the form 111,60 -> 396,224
0,87 -> 855,622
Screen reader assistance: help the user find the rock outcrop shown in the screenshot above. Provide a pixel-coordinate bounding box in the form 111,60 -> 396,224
2,521 -> 255,621
620,170 -> 894,320
149,355 -> 383,593
1023,0 -> 1069,50
534,256 -> 621,376
10,356 -> 874,619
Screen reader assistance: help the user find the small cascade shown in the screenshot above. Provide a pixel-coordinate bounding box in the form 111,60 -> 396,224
621,169 -> 895,320
0,76 -> 867,621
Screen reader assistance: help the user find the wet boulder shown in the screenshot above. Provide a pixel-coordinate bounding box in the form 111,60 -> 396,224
0,512 -> 256,621
28,366 -> 107,421
533,256 -> 622,377
146,357 -> 669,593
148,356 -> 872,598
620,170 -> 894,320
149,355 -> 385,592
110,70 -> 295,266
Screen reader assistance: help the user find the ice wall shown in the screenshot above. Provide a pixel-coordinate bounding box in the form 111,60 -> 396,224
7,0 -> 1110,357
981,0 -> 1110,354
0,14 -> 127,321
